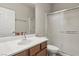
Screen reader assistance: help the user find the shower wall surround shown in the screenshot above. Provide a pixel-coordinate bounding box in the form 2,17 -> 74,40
47,7 -> 79,55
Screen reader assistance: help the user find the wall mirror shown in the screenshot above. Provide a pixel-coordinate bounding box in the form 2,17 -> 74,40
0,3 -> 35,37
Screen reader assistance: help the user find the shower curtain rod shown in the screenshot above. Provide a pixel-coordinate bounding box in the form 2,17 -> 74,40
48,6 -> 79,15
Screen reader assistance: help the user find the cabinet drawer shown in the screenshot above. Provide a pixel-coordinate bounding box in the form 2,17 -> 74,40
15,50 -> 29,56
36,48 -> 47,56
30,44 -> 40,56
41,41 -> 47,49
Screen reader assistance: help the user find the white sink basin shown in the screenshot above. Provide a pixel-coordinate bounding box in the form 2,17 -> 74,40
17,37 -> 39,45
18,39 -> 33,45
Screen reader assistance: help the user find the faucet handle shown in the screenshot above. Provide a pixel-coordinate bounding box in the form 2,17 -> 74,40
11,31 -> 16,36
24,32 -> 27,35
12,31 -> 15,34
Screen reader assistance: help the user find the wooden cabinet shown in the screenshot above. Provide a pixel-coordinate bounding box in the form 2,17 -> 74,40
36,48 -> 47,56
30,45 -> 40,56
41,42 -> 47,49
15,41 -> 47,56
15,50 -> 29,56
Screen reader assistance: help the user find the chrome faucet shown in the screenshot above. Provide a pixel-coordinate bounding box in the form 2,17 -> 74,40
12,31 -> 15,36
23,32 -> 27,40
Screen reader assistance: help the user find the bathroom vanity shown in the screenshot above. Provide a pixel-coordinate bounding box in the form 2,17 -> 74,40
0,36 -> 48,56
15,41 -> 47,56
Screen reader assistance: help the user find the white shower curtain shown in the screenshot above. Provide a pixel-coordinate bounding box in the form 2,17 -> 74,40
47,7 -> 79,55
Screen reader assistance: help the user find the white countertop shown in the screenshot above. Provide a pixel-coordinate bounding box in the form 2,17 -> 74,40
0,36 -> 48,56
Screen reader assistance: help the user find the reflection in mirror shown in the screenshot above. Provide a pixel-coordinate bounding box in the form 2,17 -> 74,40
0,7 -> 15,37
15,18 -> 35,36
0,4 -> 35,37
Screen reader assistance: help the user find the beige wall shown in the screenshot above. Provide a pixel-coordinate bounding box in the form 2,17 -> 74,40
0,3 -> 35,34
35,3 -> 51,36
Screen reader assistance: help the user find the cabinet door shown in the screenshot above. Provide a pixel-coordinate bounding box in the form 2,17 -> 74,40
15,50 -> 29,56
41,42 -> 47,49
36,48 -> 47,56
30,44 -> 40,56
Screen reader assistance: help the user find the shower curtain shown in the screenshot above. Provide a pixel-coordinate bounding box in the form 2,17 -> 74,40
47,7 -> 79,56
